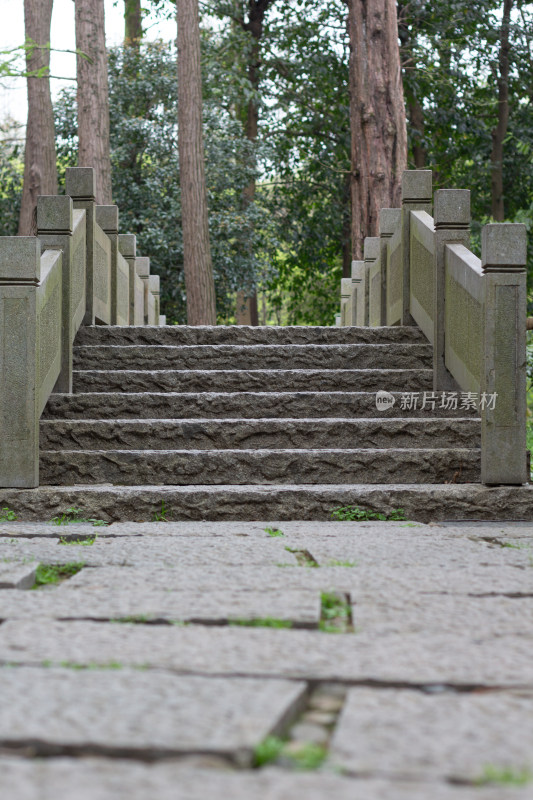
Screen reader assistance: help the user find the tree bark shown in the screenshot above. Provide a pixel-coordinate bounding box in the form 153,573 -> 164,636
397,0 -> 426,169
177,0 -> 217,325
18,0 -> 58,236
491,0 -> 513,221
124,0 -> 142,49
347,0 -> 408,258
75,0 -> 113,204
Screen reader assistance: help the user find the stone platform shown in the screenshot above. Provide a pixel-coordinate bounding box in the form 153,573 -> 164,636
0,518 -> 532,798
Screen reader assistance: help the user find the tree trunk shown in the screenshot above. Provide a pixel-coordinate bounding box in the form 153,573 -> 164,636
124,0 -> 142,49
397,0 -> 426,169
18,0 -> 57,236
342,173 -> 352,278
347,0 -> 408,258
75,0 -> 113,204
177,0 -> 216,325
491,0 -> 513,221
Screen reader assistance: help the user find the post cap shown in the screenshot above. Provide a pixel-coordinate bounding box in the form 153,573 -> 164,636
341,277 -> 352,296
95,205 -> 119,234
434,189 -> 470,228
135,256 -> 150,278
118,234 -> 136,259
482,223 -> 527,272
402,170 -> 433,203
37,196 -> 73,235
65,167 -> 96,201
380,208 -> 401,236
149,274 -> 160,293
0,237 -> 41,284
351,260 -> 364,280
364,237 -> 380,261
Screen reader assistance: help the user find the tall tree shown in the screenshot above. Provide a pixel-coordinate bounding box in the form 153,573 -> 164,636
177,0 -> 216,324
124,0 -> 143,50
347,0 -> 407,258
75,0 -> 112,204
18,0 -> 57,235
491,0 -> 513,221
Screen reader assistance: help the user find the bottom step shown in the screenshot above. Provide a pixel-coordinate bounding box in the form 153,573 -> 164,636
0,484 -> 532,523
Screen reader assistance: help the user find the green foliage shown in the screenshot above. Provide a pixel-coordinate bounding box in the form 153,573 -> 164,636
253,735 -> 285,767
330,506 -> 406,522
229,617 -> 293,629
49,507 -> 107,527
285,546 -> 320,568
319,591 -> 352,633
0,507 -> 17,522
58,535 -> 96,546
264,526 -> 284,537
476,765 -> 532,786
33,562 -> 84,588
152,500 -> 170,522
286,742 -> 327,770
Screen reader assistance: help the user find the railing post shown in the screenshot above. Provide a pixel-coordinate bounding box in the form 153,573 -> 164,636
351,260 -> 365,325
340,278 -> 351,326
95,205 -> 119,325
380,208 -> 401,327
401,170 -> 432,325
364,236 -> 380,327
37,196 -> 73,393
135,256 -> 150,324
0,238 -> 40,487
65,167 -> 96,325
481,223 -> 528,485
434,189 -> 471,391
149,274 -> 160,324
118,234 -> 136,325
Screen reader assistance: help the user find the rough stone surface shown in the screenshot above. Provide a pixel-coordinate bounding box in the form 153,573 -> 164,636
2,620 -> 533,686
73,343 -> 433,371
0,563 -> 38,590
73,367 -> 433,393
2,760 -> 525,800
40,418 -> 480,451
42,390 -> 479,421
75,324 -> 428,346
1,483 -> 533,522
330,688 -> 533,782
39,448 -> 480,486
0,668 -> 306,764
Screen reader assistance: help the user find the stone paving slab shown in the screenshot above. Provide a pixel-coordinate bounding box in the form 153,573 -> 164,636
0,563 -> 38,590
329,688 -> 533,783
1,621 -> 532,686
0,536 -> 295,568
0,586 -> 321,627
0,668 -> 306,765
0,759 -> 527,800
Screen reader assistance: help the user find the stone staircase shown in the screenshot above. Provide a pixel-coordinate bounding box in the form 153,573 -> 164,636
8,322 -> 512,523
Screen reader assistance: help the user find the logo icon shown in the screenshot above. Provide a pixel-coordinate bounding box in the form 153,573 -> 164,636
376,390 -> 395,411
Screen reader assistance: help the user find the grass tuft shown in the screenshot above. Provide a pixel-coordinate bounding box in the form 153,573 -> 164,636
33,562 -> 84,588
331,505 -> 406,522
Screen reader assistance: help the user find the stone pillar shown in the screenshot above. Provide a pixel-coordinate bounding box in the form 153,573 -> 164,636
351,260 -> 365,326
401,170 -> 432,325
65,167 -> 96,325
364,236 -> 380,327
434,189 -> 471,391
135,256 -> 150,324
149,275 -> 160,324
0,238 -> 40,487
118,234 -> 136,325
37,196 -> 74,393
481,223 -> 528,485
380,208 -> 401,327
95,205 -> 120,325
340,278 -> 351,326
159,314 -> 167,326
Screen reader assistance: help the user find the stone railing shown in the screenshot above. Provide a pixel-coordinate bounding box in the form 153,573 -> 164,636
337,169 -> 528,486
0,167 -> 165,488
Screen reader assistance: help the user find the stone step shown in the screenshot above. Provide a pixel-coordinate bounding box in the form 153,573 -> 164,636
75,324 -> 428,347
39,448 -> 480,486
3,483 -> 530,523
73,343 -> 433,372
73,369 -> 433,394
39,418 -> 481,452
43,391 -> 480,420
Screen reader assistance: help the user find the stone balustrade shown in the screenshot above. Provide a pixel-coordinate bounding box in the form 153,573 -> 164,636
0,167 -> 164,488
338,169 -> 528,486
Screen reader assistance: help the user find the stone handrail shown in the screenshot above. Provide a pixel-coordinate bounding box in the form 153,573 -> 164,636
0,167 -> 165,488
338,169 -> 528,486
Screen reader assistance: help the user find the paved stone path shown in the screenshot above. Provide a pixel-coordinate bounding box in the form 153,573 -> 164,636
1,518 -> 533,798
